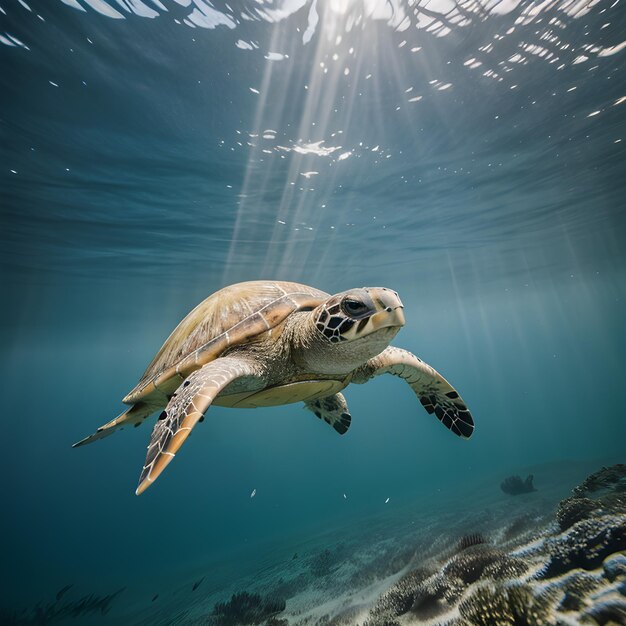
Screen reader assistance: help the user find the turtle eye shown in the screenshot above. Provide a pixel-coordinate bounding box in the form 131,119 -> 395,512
341,299 -> 369,317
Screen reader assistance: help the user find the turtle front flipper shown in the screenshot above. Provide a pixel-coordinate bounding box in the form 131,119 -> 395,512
353,346 -> 474,439
305,393 -> 352,435
136,357 -> 261,495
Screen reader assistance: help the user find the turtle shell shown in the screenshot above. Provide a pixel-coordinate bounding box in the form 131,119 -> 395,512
123,281 -> 329,404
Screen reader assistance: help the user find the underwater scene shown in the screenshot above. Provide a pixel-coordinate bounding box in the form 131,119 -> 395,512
2,0 -> 626,623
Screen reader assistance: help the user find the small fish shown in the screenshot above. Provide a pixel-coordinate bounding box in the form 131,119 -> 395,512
192,577 -> 204,591
250,488 -> 256,498
152,594 -> 159,602
385,497 -> 390,504
343,493 -> 347,499
292,552 -> 298,560
56,584 -> 73,601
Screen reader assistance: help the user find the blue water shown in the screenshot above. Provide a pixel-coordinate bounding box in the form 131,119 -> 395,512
1,0 -> 625,623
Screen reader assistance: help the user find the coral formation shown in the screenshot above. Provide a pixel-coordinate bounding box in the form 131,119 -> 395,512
582,599 -> 626,625
603,554 -> 626,582
363,568 -> 432,626
211,591 -> 286,626
556,496 -> 598,531
554,571 -> 602,611
543,514 -> 626,578
457,533 -> 487,551
481,554 -> 530,581
458,582 -> 555,626
573,464 -> 626,497
410,572 -> 466,620
557,464 -> 626,532
544,464 -> 626,576
361,463 -> 626,626
444,546 -> 527,585
500,474 -> 537,495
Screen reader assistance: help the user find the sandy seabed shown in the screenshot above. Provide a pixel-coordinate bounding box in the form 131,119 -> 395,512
5,458 -> 626,626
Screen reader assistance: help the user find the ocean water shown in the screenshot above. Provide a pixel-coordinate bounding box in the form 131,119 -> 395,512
1,0 -> 626,624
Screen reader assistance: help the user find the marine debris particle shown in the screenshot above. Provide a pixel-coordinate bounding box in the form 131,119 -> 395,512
192,577 -> 204,591
250,488 -> 256,498
385,497 -> 390,504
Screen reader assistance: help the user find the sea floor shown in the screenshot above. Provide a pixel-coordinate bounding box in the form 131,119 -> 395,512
5,457 -> 626,625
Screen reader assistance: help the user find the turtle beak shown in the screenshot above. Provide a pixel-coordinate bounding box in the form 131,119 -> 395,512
368,288 -> 405,331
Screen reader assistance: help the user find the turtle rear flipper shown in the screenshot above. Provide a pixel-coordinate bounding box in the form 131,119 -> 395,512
72,402 -> 155,447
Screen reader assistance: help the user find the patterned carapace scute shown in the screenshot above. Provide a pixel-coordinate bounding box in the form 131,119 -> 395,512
126,281 -> 328,403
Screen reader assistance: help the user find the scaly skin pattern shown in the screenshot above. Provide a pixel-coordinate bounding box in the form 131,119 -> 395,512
136,356 -> 261,495
304,393 -> 352,435
353,346 -> 474,439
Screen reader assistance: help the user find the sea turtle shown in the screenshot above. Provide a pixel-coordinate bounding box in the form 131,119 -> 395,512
74,281 -> 474,495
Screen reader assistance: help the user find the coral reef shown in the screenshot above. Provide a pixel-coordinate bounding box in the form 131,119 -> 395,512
573,464 -> 626,497
363,543 -> 533,626
363,568 -> 432,626
555,467 -> 626,535
556,496 -> 598,531
500,474 -> 537,495
457,533 -> 487,551
582,599 -> 626,625
359,463 -> 626,626
410,572 -> 466,620
458,582 -> 555,626
211,591 -> 286,626
555,571 -> 602,611
603,554 -> 626,582
543,514 -> 626,578
443,546 -> 528,584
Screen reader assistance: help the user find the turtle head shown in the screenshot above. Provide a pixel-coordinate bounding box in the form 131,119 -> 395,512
314,287 -> 405,345
293,287 -> 404,375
